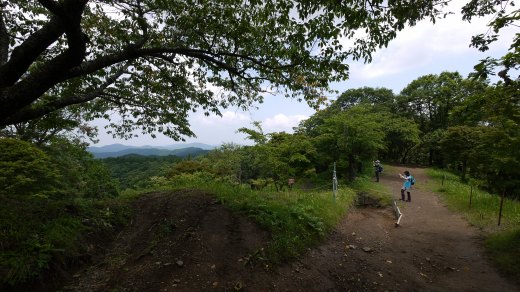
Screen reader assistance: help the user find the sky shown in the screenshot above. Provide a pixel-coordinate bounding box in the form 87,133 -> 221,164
93,1 -> 515,147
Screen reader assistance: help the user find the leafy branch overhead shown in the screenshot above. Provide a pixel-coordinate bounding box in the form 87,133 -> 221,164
462,0 -> 520,84
0,0 -> 449,139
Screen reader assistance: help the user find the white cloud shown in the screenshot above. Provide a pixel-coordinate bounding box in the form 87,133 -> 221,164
194,110 -> 251,126
355,45 -> 430,79
349,1 -> 516,81
263,113 -> 308,133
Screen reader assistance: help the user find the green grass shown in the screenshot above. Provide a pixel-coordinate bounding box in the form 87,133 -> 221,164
486,229 -> 520,279
349,174 -> 394,206
425,168 -> 520,280
425,169 -> 520,229
166,172 -> 357,264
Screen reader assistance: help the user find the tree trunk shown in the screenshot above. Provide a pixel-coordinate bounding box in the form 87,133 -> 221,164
347,154 -> 356,181
461,160 -> 467,182
401,146 -> 413,164
428,148 -> 433,166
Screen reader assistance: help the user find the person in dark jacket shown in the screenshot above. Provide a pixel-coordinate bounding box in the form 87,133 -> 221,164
373,160 -> 383,182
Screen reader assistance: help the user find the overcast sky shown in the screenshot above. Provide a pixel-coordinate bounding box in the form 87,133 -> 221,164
93,2 -> 515,147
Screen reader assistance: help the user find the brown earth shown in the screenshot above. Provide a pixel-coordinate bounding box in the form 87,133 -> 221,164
62,167 -> 519,291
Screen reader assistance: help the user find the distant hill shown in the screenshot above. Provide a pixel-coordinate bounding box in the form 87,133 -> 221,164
87,143 -> 131,153
90,146 -> 211,159
154,143 -> 216,151
87,142 -> 216,154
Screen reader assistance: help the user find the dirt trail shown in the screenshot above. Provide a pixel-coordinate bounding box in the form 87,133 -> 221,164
271,166 -> 519,291
63,168 -> 519,291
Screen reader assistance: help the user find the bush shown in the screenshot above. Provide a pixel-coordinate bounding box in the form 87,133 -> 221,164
43,138 -> 119,199
0,138 -> 60,197
0,195 -> 130,287
0,138 -> 126,287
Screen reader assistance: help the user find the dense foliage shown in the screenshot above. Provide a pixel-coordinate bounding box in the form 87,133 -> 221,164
103,154 -> 183,190
0,138 -> 124,288
0,138 -> 60,197
0,0 -> 449,139
171,72 -> 519,200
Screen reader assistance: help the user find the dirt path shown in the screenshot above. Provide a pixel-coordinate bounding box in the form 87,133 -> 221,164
269,166 -> 519,291
63,168 -> 519,291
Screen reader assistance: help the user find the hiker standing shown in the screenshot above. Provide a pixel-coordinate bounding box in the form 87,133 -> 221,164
399,170 -> 412,202
373,160 -> 383,182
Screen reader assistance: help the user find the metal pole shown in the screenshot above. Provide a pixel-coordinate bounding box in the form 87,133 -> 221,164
498,191 -> 505,226
333,162 -> 338,201
469,185 -> 473,209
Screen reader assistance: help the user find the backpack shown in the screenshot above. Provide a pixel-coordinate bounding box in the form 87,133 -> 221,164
410,175 -> 415,185
378,165 -> 383,173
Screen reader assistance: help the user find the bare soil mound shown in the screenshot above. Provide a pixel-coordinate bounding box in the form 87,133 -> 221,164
63,169 -> 519,291
65,189 -> 273,291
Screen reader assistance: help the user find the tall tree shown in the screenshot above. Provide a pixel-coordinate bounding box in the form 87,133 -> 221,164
316,105 -> 387,181
201,143 -> 245,184
331,87 -> 396,111
439,125 -> 484,181
397,72 -> 486,166
0,0 -> 449,140
237,123 -> 317,189
298,87 -> 417,164
382,115 -> 421,163
462,84 -> 520,198
398,72 -> 465,133
0,138 -> 60,197
237,121 -> 267,145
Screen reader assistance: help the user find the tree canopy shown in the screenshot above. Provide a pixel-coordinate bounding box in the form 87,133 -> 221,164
0,0 -> 450,140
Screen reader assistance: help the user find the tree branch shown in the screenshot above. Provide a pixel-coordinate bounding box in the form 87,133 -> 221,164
1,63 -> 129,126
100,92 -> 142,107
37,0 -> 60,14
149,53 -> 181,65
0,0 -> 89,120
2,24 -> 290,126
0,13 -> 64,88
0,3 -> 8,65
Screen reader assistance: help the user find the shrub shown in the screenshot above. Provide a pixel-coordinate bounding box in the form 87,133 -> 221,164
0,138 -> 60,197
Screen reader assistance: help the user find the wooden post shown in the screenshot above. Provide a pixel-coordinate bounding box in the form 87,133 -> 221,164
498,191 -> 505,226
469,185 -> 473,209
442,175 -> 445,186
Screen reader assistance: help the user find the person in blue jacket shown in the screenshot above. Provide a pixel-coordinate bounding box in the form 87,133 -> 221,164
399,170 -> 412,202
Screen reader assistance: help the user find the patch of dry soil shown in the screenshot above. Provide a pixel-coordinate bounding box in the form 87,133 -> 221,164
268,167 -> 518,291
62,168 -> 518,291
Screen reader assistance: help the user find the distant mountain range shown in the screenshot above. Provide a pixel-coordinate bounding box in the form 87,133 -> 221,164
87,143 -> 216,158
